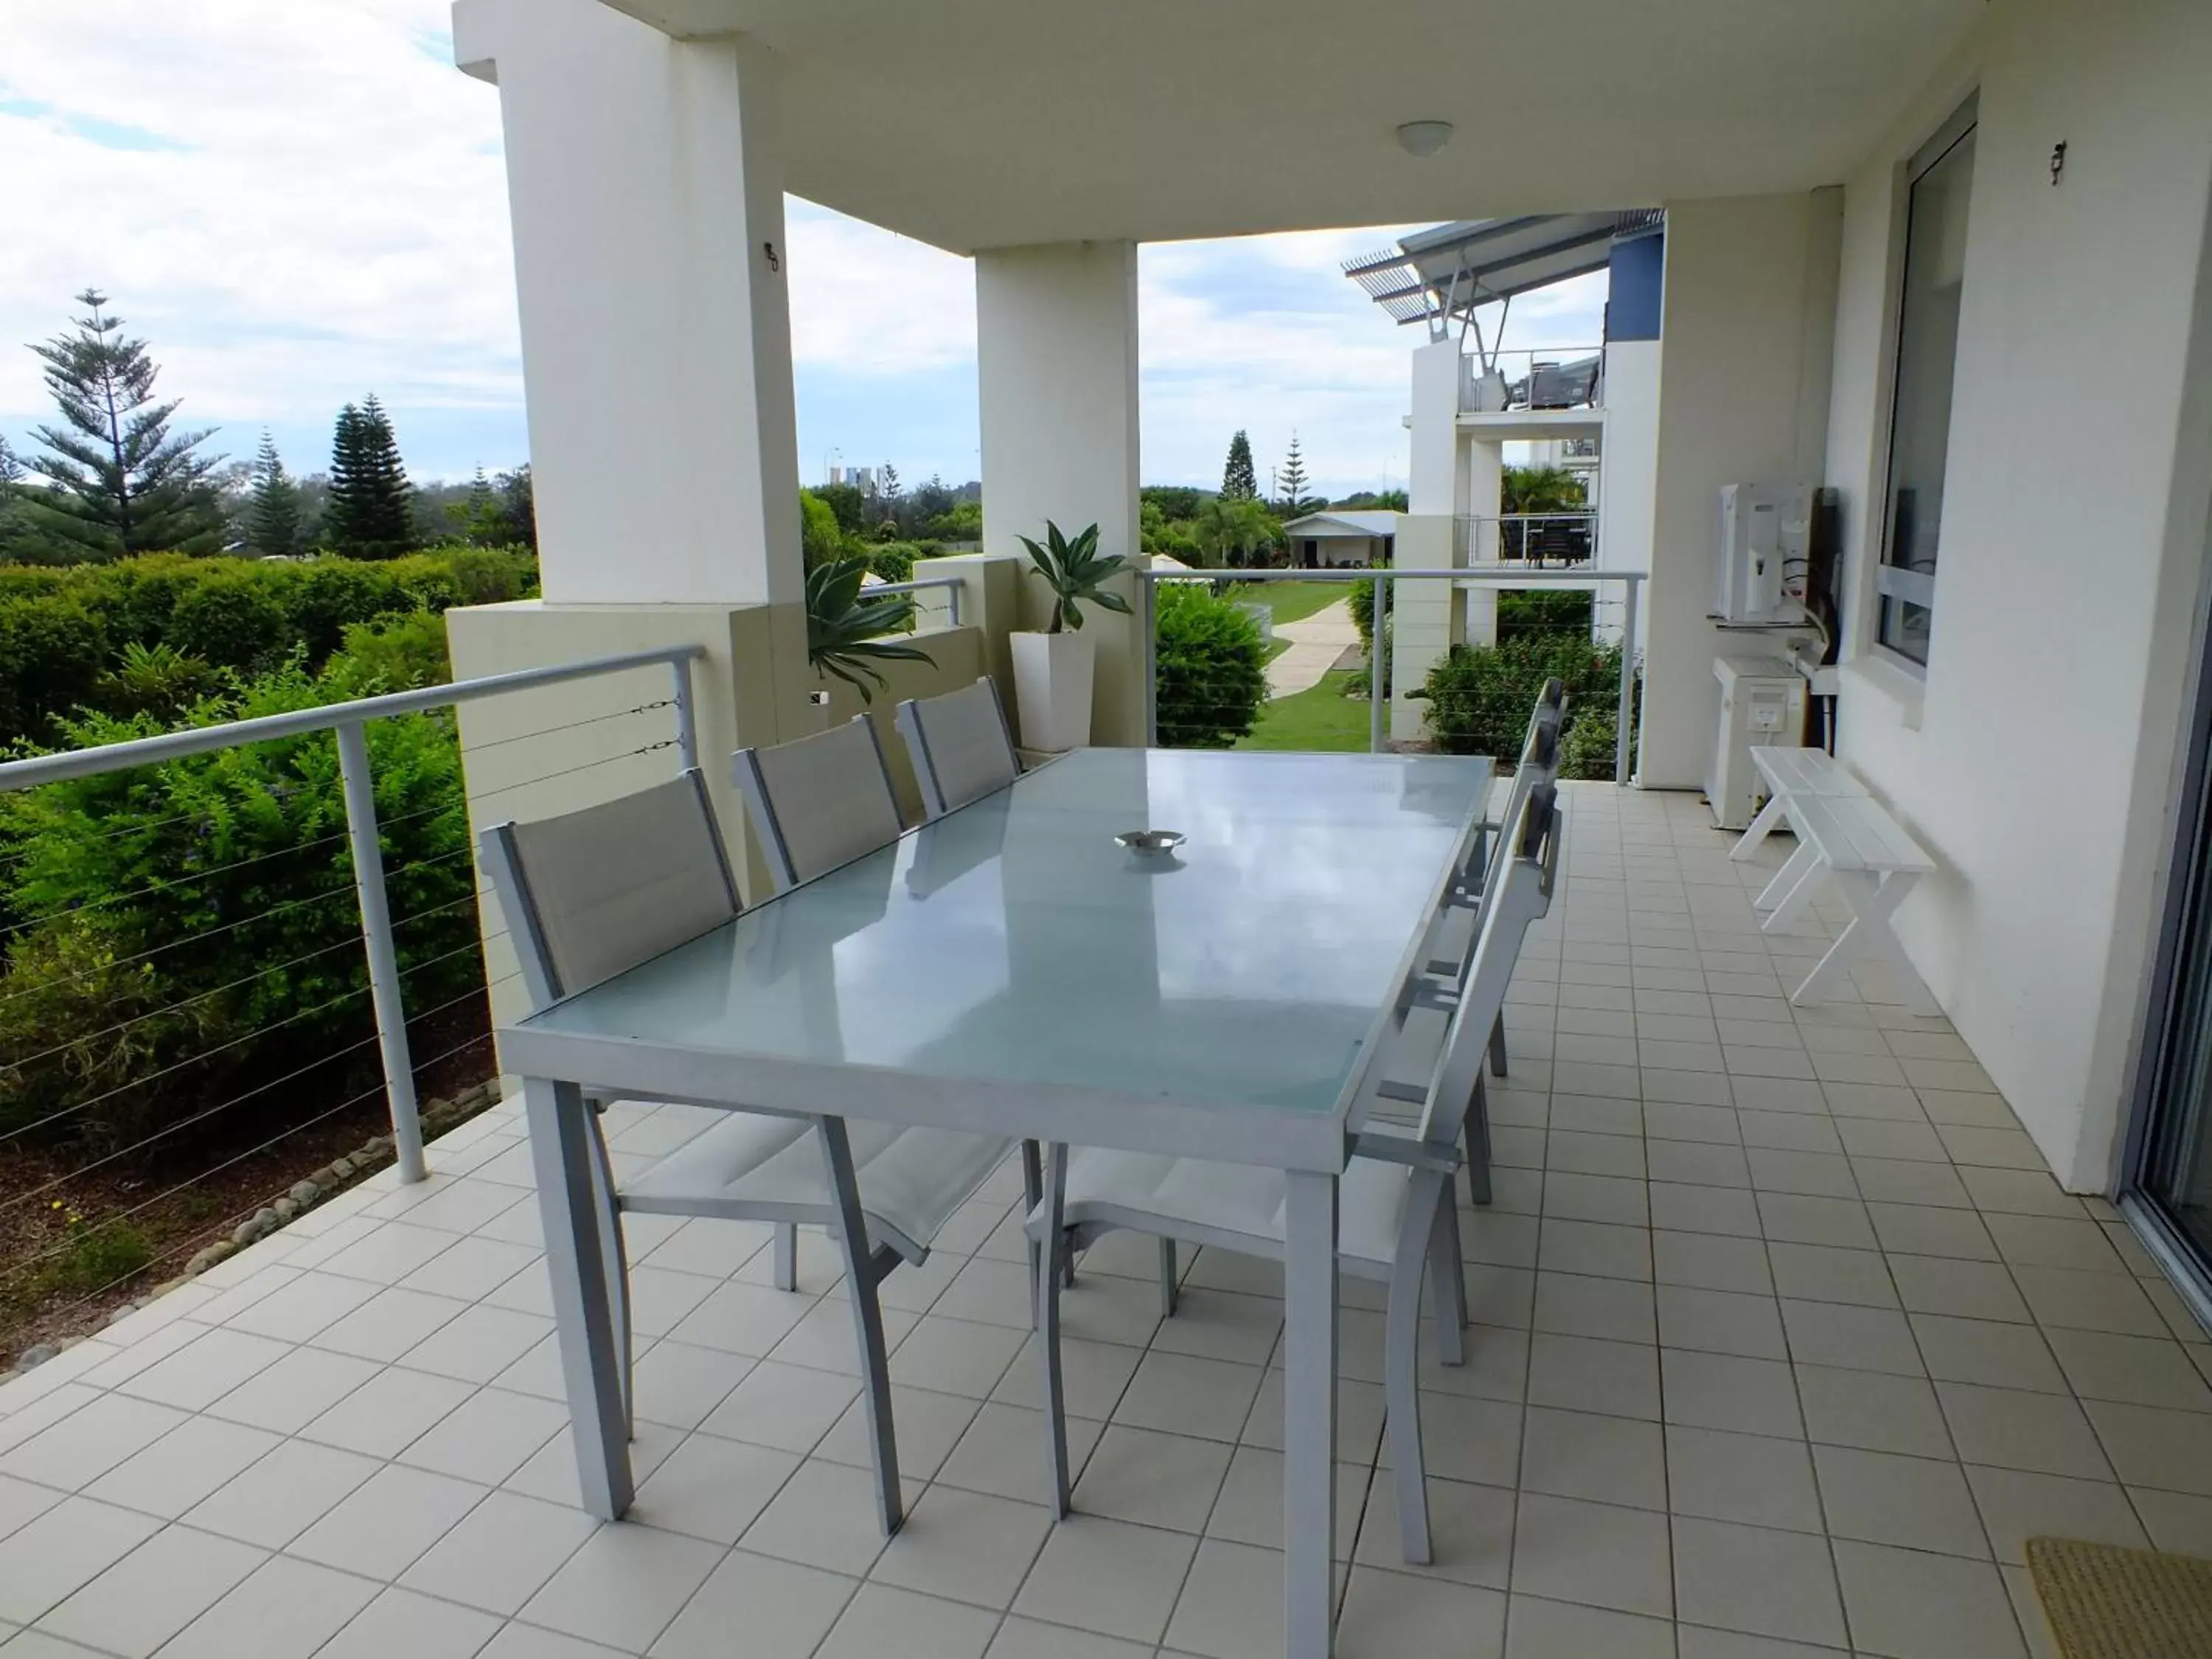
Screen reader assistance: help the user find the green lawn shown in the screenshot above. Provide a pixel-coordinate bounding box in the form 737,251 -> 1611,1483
1233,580 -> 1345,627
1237,669 -> 1374,752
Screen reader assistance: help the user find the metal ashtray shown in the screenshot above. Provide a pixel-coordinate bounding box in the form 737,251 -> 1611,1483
1115,829 -> 1186,855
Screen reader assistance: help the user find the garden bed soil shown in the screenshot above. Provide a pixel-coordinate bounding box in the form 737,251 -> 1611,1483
0,993 -> 497,1364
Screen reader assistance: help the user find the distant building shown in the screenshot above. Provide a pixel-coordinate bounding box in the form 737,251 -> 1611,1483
1278,510 -> 1397,568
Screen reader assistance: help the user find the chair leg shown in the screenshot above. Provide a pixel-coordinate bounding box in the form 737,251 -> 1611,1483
1158,1238 -> 1178,1319
1037,1144 -> 1072,1517
772,1222 -> 798,1293
583,1106 -> 633,1441
815,1117 -> 902,1535
1462,1073 -> 1494,1207
1020,1141 -> 1044,1329
1384,1180 -> 1439,1565
1430,1201 -> 1467,1366
1487,1011 -> 1509,1079
1062,1234 -> 1078,1289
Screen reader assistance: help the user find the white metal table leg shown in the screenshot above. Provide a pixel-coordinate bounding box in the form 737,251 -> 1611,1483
524,1075 -> 633,1520
1756,838 -> 1819,911
1282,1169 -> 1340,1659
1732,792 -> 1789,861
1790,869 -> 1938,1013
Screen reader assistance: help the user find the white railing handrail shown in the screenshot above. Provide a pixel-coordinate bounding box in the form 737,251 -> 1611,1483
0,645 -> 707,793
0,641 -> 707,1189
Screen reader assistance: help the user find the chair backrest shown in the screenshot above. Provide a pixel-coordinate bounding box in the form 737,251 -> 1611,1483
480,770 -> 739,1008
733,715 -> 905,895
894,677 -> 1019,820
1418,784 -> 1560,1151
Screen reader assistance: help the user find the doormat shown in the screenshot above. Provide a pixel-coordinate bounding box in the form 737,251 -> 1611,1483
2027,1536 -> 2212,1658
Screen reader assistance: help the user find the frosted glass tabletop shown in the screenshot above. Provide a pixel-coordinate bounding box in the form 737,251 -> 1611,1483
507,749 -> 1491,1147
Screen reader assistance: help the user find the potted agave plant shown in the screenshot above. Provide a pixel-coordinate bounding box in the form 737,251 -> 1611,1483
1012,521 -> 1130,751
804,555 -> 934,728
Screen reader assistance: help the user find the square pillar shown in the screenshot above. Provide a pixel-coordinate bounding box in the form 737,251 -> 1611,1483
1394,341 -> 1478,740
975,243 -> 1144,746
455,0 -> 802,612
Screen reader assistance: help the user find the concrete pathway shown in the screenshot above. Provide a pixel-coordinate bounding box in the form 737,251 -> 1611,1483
1265,597 -> 1361,697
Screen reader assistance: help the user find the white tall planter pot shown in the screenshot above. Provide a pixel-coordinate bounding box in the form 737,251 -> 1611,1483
1009,630 -> 1096,753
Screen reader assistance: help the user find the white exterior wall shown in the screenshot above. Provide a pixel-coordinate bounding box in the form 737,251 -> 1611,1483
975,243 -> 1145,745
1824,0 -> 2212,1189
1641,189 -> 1842,787
453,0 -> 801,608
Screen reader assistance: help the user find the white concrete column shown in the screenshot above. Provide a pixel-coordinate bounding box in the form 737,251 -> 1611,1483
1394,341 -> 1474,740
976,242 -> 1144,745
1594,338 -> 1662,652
455,0 -> 802,607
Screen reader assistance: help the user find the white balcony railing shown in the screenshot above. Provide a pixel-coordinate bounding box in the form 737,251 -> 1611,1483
1455,512 -> 1599,566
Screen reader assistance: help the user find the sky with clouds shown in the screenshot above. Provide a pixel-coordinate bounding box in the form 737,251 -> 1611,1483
0,0 -> 1606,501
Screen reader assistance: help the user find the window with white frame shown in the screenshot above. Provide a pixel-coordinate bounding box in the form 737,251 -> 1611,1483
1877,96 -> 1978,666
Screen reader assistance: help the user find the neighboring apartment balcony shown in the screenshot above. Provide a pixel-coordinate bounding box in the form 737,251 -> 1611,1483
1461,348 -> 1606,418
1455,512 -> 1599,566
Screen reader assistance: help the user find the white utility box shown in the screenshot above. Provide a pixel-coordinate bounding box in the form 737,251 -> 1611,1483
1708,655 -> 1807,830
1717,481 -> 1812,625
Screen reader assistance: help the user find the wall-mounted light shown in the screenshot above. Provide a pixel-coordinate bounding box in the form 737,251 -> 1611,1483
1396,121 -> 1454,159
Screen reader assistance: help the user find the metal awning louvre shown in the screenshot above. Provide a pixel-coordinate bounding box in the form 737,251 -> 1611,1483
1348,209 -> 1663,328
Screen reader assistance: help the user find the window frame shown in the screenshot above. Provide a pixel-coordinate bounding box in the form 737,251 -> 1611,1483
1871,92 -> 1979,672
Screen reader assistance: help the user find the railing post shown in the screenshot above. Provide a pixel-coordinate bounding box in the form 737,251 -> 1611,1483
1368,571 -> 1388,755
668,653 -> 699,773
334,720 -> 427,1184
947,580 -> 963,629
1615,578 -> 1641,787
1141,574 -> 1158,747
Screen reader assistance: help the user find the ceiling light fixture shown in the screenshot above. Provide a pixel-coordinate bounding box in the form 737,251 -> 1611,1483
1396,120 -> 1454,159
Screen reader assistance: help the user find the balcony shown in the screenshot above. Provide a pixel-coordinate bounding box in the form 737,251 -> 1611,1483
2,780 -> 2202,1659
1461,350 -> 1606,417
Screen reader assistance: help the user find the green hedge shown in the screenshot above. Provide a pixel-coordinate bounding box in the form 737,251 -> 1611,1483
0,547 -> 536,748
1416,632 -> 1626,767
1154,583 -> 1267,748
0,636 -> 479,1154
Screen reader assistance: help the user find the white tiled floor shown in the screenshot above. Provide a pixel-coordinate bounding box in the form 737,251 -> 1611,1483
6,781 -> 2212,1658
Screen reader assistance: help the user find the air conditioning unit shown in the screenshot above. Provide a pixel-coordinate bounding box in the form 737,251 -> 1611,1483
1717,482 -> 1812,625
1708,655 -> 1807,830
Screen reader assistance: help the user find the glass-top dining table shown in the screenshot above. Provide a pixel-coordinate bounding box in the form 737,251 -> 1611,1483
498,746 -> 1495,1659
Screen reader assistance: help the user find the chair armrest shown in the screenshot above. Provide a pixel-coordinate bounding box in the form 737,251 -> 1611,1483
1350,1133 -> 1461,1176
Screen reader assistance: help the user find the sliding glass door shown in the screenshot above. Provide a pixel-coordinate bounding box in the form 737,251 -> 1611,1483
2127,568 -> 2212,1303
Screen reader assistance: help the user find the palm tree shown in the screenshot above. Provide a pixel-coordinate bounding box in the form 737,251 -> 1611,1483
1193,495 -> 1278,568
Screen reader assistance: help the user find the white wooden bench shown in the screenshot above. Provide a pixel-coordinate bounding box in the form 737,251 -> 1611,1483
1732,746 -> 1869,914
1759,790 -> 1938,1010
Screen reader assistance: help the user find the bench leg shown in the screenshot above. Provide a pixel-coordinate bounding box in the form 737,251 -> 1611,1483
1755,838 -> 1818,911
1732,793 -> 1789,862
1761,858 -> 1829,936
1790,870 -> 1938,1013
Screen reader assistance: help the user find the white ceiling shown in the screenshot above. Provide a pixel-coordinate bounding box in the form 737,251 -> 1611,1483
598,0 -> 1981,254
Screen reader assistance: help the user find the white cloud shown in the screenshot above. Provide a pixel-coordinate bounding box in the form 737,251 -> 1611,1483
0,1 -> 1611,495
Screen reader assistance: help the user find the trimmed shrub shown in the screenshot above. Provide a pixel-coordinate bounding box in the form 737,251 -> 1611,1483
1154,583 -> 1267,748
1416,633 -> 1624,759
866,543 -> 919,585
1559,703 -> 1631,780
0,546 -> 535,748
0,593 -> 108,747
1496,588 -> 1593,641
